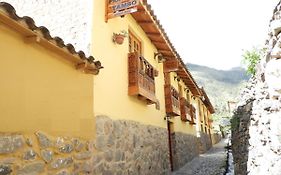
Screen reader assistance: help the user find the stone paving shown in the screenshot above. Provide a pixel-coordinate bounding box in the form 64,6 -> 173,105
172,139 -> 228,175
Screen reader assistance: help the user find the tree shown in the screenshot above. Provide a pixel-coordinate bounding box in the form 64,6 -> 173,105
242,47 -> 265,76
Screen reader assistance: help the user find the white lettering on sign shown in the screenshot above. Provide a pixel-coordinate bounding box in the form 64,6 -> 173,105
111,0 -> 138,12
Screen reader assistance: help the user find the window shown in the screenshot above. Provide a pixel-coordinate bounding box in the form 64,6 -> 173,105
129,31 -> 142,55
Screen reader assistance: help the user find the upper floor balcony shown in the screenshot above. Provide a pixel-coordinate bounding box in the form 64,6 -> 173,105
164,84 -> 180,116
180,97 -> 192,122
128,53 -> 158,105
190,105 -> 196,124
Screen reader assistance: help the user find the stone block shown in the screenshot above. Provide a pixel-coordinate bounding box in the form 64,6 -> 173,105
35,132 -> 52,148
16,161 -> 45,175
23,149 -> 37,161
71,139 -> 84,152
73,161 -> 92,174
58,143 -> 73,154
40,149 -> 53,163
50,157 -> 73,170
74,151 -> 92,160
55,170 -> 70,175
0,164 -> 12,175
0,135 -> 24,154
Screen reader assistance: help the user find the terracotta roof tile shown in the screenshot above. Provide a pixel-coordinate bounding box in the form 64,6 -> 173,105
200,88 -> 215,114
136,0 -> 202,96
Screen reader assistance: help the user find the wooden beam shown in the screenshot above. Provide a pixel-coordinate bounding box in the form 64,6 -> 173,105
150,40 -> 166,44
76,62 -> 86,70
158,49 -> 172,53
146,32 -> 161,36
138,20 -> 153,24
151,41 -> 167,45
24,35 -> 41,43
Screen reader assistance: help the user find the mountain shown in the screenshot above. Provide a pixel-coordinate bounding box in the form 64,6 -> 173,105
187,63 -> 250,125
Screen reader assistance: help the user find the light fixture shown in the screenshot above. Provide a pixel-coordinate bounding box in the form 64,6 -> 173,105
184,88 -> 190,92
154,52 -> 166,63
174,75 -> 180,82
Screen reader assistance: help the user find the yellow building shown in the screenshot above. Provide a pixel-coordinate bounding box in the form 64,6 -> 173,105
0,2 -> 102,174
0,1 -> 217,174
91,0 -> 216,172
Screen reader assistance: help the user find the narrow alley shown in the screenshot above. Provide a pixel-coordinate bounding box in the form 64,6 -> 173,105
172,139 -> 229,175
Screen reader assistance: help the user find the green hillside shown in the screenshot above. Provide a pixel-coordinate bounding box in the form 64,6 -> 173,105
187,63 -> 249,127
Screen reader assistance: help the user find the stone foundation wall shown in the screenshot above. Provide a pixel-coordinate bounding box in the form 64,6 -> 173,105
0,132 -> 94,175
172,132 -> 199,170
198,132 -> 212,153
212,133 -> 222,145
231,99 -> 253,175
92,116 -> 171,175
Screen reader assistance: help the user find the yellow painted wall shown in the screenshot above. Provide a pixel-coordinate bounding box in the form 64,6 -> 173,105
91,1 -> 167,128
0,24 -> 95,139
169,77 -> 196,135
91,1 -> 207,137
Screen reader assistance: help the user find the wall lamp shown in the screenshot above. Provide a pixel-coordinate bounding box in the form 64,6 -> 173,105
174,75 -> 180,82
154,52 -> 166,63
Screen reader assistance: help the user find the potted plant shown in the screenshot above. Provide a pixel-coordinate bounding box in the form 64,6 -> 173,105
113,30 -> 128,45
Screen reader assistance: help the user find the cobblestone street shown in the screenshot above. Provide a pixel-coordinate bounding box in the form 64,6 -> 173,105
172,139 -> 228,175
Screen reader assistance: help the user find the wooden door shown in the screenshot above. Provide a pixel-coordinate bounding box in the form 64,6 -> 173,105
167,120 -> 176,171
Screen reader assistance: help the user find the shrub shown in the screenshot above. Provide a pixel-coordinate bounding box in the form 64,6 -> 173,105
242,48 -> 265,76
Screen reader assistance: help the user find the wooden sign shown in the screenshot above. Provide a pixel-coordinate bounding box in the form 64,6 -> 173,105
106,0 -> 139,22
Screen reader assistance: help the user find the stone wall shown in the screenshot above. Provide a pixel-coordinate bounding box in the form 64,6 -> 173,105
92,116 -> 171,175
212,133 -> 222,145
231,98 -> 253,175
3,0 -> 93,55
172,132 -> 199,170
198,132 -> 212,154
0,132 -> 94,175
231,1 -> 281,174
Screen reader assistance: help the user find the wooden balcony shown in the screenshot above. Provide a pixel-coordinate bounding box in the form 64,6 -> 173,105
128,53 -> 157,104
180,97 -> 192,122
190,105 -> 196,124
164,84 -> 180,116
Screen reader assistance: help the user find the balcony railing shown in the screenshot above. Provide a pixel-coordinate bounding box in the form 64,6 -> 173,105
180,97 -> 192,122
190,105 -> 196,124
164,84 -> 180,116
128,53 -> 157,104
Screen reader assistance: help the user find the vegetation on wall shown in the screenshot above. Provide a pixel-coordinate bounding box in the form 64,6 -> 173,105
242,47 -> 265,76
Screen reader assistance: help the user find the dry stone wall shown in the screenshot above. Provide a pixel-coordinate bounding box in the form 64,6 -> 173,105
198,132 -> 212,154
232,1 -> 281,174
0,132 -> 94,175
92,116 -> 171,175
212,133 -> 222,145
172,132 -> 199,170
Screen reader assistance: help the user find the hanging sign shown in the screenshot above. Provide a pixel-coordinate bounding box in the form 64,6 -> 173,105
106,0 -> 139,22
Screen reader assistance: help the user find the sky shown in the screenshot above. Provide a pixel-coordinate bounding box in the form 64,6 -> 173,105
147,0 -> 280,70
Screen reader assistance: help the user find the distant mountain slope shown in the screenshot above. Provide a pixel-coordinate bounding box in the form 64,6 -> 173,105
187,63 -> 249,121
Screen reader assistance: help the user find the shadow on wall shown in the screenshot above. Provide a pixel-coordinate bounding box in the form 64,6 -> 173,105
231,100 -> 253,175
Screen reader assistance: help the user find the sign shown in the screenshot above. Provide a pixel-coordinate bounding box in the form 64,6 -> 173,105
106,0 -> 139,22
